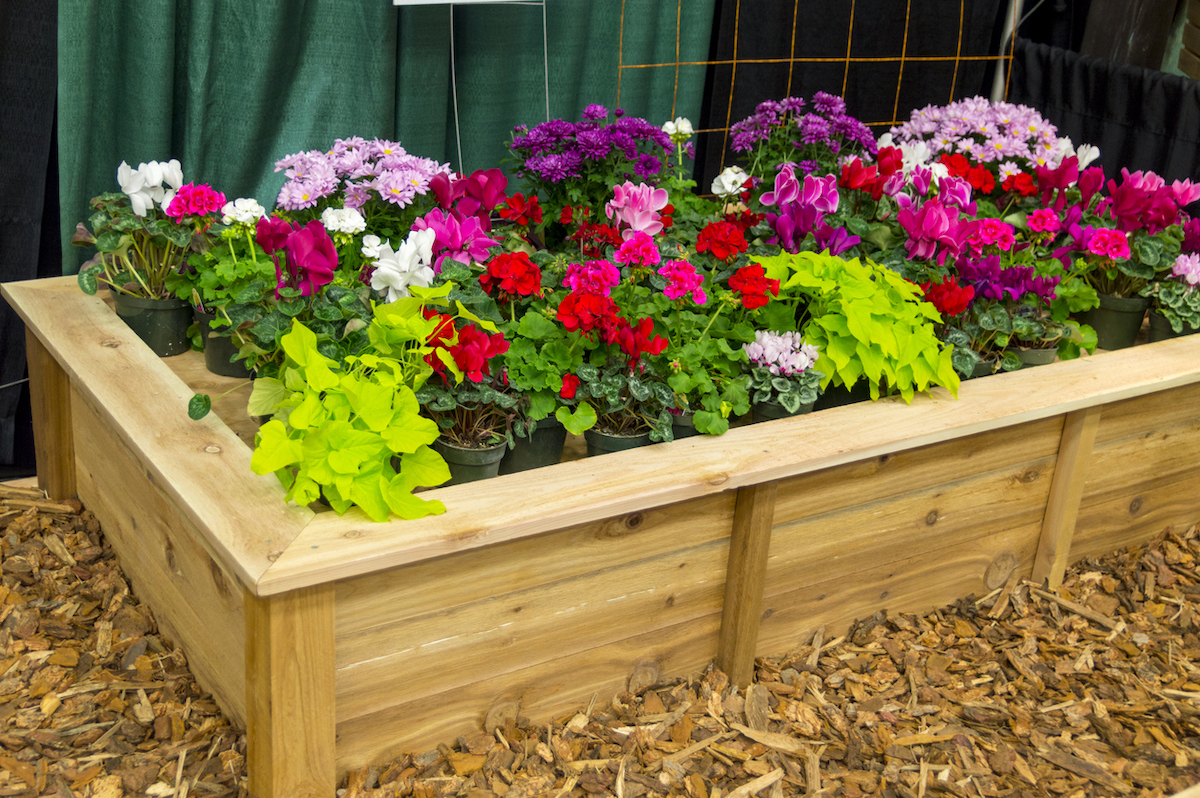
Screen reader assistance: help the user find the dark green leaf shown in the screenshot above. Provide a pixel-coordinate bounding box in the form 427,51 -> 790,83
188,394 -> 212,420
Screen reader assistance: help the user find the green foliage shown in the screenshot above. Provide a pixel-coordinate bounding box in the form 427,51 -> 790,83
1142,279 -> 1200,333
756,251 -> 960,402
746,366 -> 822,414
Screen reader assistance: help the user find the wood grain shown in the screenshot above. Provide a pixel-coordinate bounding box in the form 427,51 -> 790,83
1090,380 -> 1200,445
1,277 -> 311,591
72,385 -> 247,722
717,483 -> 778,687
1072,469 -> 1200,562
1032,407 -> 1102,589
25,328 -> 75,500
246,585 -> 336,798
1084,417 -> 1200,501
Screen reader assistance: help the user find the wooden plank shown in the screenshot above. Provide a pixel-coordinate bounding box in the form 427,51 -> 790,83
773,417 -> 1063,526
335,612 -> 720,772
1091,381 -> 1200,445
245,584 -> 336,798
1083,416 -> 1200,502
72,385 -> 248,723
1,277 -> 311,591
335,535 -> 728,723
758,523 -> 1042,656
1032,407 -> 1103,589
1072,469 -> 1200,562
262,337 -> 1200,594
166,348 -> 259,449
336,492 -> 735,637
766,454 -> 1055,598
717,483 -> 777,687
25,328 -> 75,500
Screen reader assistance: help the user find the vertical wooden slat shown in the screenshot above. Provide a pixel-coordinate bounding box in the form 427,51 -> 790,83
717,482 -> 778,686
1032,406 -> 1103,589
245,585 -> 336,798
25,330 -> 75,500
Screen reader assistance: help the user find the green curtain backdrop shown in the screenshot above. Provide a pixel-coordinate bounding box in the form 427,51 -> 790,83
58,0 -> 715,274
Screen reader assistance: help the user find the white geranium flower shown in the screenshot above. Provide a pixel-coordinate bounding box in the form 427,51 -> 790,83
370,228 -> 436,301
711,165 -> 749,199
1075,143 -> 1101,170
361,234 -> 383,260
662,117 -> 694,144
221,197 -> 267,225
320,207 -> 367,235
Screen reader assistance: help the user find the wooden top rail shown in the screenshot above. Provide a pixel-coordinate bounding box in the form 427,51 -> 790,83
6,276 -> 1200,596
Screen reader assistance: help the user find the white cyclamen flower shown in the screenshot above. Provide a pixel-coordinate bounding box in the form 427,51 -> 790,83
711,165 -> 749,199
221,197 -> 267,225
370,228 -> 436,301
117,158 -> 184,216
361,234 -> 383,260
320,207 -> 367,235
1075,143 -> 1101,170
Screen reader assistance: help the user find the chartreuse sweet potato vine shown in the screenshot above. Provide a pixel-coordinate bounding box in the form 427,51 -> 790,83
756,251 -> 959,403
247,283 -> 492,522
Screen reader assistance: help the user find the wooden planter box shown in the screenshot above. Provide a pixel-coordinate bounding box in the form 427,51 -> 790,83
6,275 -> 1200,798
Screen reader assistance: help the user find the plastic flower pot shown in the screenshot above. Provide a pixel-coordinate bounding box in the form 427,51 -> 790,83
1077,294 -> 1150,350
195,309 -> 252,379
1148,310 -> 1199,342
750,400 -> 815,423
498,417 -> 567,475
111,292 -> 192,357
1016,347 -> 1057,368
583,429 -> 652,457
812,380 -> 873,411
432,437 -> 507,486
671,412 -> 701,440
966,360 -> 994,380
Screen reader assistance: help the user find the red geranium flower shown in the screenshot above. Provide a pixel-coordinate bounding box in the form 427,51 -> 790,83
724,208 -> 766,232
479,251 -> 542,302
498,193 -> 543,226
560,373 -> 580,399
556,290 -> 620,336
1001,172 -> 1038,197
966,165 -> 996,194
728,264 -> 780,310
695,221 -> 748,262
569,222 -> 624,259
919,277 -> 975,317
939,153 -> 971,179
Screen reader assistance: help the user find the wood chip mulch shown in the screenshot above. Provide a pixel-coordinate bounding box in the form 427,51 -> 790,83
3,481 -> 1200,797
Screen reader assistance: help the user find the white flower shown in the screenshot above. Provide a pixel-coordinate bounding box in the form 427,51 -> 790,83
116,158 -> 184,217
662,116 -> 694,144
370,228 -> 436,301
320,207 -> 366,235
361,234 -> 382,260
711,166 -> 749,199
221,197 -> 267,226
1075,143 -> 1101,170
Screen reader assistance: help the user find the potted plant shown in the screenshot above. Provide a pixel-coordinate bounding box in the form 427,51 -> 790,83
1141,252 -> 1200,340
743,331 -> 823,421
74,159 -> 225,356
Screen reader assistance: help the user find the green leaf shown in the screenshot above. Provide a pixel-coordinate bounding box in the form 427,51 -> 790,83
396,444 -> 451,488
188,394 -> 212,420
250,420 -> 302,474
247,377 -> 289,417
556,402 -> 597,435
77,268 -> 99,295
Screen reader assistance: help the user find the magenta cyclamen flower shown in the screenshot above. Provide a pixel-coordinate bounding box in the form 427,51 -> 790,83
165,183 -> 226,219
1027,208 -> 1061,234
1086,227 -> 1131,260
605,181 -> 669,239
564,260 -> 621,296
613,231 -> 661,267
412,208 -> 501,272
264,220 -> 337,298
897,199 -> 976,265
658,260 -> 706,305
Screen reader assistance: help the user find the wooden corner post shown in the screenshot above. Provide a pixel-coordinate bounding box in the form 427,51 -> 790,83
25,330 -> 75,500
245,584 -> 336,798
717,482 -> 778,687
1032,406 -> 1103,589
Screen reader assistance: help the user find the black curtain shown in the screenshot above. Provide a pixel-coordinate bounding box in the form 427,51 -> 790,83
695,0 -> 1006,190
0,1 -> 60,475
1008,36 -> 1200,187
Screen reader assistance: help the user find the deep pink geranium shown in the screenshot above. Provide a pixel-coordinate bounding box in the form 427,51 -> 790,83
613,231 -> 661,267
165,183 -> 226,219
1027,208 -> 1061,234
1086,227 -> 1130,260
657,259 -> 706,305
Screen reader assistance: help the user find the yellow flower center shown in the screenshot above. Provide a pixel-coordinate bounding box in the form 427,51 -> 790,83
301,193 -> 310,201
390,188 -> 401,195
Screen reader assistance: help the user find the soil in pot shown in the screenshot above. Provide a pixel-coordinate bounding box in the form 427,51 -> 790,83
1148,310 -> 1200,342
749,400 -> 814,423
1077,293 -> 1149,350
432,438 -> 507,486
498,417 -> 567,475
112,292 -> 192,356
584,428 -> 652,456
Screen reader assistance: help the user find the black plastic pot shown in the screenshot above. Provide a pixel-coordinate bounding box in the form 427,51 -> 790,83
749,400 -> 815,423
1077,294 -> 1150,350
1148,310 -> 1200,341
498,417 -> 567,475
432,438 -> 506,486
1016,347 -> 1057,368
111,292 -> 192,356
583,429 -> 652,456
195,309 -> 252,378
812,380 -> 873,411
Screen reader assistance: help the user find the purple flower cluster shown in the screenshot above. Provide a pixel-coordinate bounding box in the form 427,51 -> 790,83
274,136 -> 451,212
890,97 -> 1065,168
509,106 -> 673,184
729,92 -> 876,160
958,255 -> 1060,302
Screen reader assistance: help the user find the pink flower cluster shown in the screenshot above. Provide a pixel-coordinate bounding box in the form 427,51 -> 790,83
563,259 -> 621,296
1173,253 -> 1200,286
412,208 -> 500,272
605,181 -> 669,239
896,199 -> 978,265
1085,227 -> 1131,261
1026,208 -> 1061,234
657,260 -> 706,305
613,231 -> 661,267
165,183 -> 226,219
968,218 -> 1016,255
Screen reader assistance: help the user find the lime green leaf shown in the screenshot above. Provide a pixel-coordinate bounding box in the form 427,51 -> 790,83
247,377 -> 289,417
250,420 -> 302,474
398,444 -> 451,487
556,402 -> 597,435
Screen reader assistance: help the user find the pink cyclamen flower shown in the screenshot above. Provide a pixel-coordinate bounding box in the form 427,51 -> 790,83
165,183 -> 226,218
657,260 -> 706,305
563,260 -> 621,296
605,181 -> 669,239
761,162 -> 800,207
278,220 -> 337,297
1086,227 -> 1130,260
1026,208 -> 1061,234
613,231 -> 661,267
1172,253 -> 1200,285
412,208 -> 501,272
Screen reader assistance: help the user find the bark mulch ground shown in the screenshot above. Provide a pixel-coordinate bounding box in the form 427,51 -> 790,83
3,481 -> 1200,797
